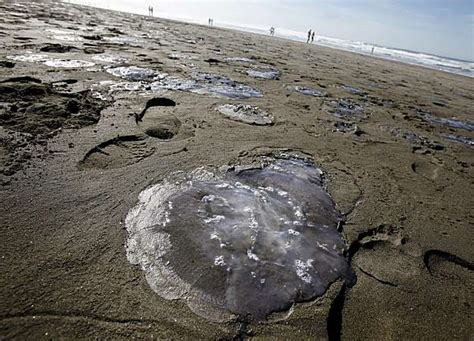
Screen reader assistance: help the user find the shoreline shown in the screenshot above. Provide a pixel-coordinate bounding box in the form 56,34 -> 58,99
65,0 -> 474,78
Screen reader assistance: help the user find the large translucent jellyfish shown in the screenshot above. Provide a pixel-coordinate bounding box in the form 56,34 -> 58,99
125,156 -> 352,322
190,73 -> 263,99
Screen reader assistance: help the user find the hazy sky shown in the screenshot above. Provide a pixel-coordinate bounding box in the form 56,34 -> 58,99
72,0 -> 474,61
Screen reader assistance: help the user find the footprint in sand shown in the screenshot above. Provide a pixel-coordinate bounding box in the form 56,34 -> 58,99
348,224 -> 411,288
139,113 -> 181,140
410,159 -> 442,180
79,97 -> 192,170
353,242 -> 418,289
78,135 -> 154,170
136,97 -> 192,141
424,250 -> 474,284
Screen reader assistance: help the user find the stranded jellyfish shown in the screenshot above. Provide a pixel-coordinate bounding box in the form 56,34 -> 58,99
125,155 -> 352,322
216,104 -> 274,125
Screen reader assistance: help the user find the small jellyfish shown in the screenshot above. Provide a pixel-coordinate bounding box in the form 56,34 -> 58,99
106,66 -> 158,81
246,68 -> 280,79
216,104 -> 274,125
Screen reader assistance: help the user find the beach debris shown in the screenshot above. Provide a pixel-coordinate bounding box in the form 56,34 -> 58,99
287,85 -> 326,97
217,104 -> 274,125
125,155 -> 353,322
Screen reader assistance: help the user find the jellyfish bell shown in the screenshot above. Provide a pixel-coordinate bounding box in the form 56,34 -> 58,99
125,155 -> 353,322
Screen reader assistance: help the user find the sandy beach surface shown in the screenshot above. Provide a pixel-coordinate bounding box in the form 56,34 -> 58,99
1,1 -> 473,340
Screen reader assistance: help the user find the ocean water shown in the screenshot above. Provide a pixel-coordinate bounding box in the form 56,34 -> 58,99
220,24 -> 474,78
64,0 -> 473,78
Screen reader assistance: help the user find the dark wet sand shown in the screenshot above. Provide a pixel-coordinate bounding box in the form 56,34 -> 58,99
1,1 -> 473,339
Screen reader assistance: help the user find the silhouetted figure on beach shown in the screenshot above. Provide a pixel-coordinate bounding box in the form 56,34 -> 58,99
270,27 -> 275,36
307,29 -> 312,43
371,47 -> 375,54
311,31 -> 315,43
148,6 -> 154,17
208,18 -> 214,26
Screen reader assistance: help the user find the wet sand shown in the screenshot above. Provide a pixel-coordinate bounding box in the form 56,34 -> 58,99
1,1 -> 473,339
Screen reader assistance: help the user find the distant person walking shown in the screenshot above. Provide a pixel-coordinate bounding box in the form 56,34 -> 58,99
208,18 -> 214,26
371,46 -> 375,54
311,31 -> 315,43
307,29 -> 312,43
148,5 -> 154,17
270,26 -> 275,36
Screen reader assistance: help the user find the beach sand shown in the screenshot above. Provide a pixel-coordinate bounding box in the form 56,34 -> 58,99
0,1 -> 473,339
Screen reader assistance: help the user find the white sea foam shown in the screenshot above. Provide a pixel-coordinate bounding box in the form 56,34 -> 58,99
231,25 -> 473,77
